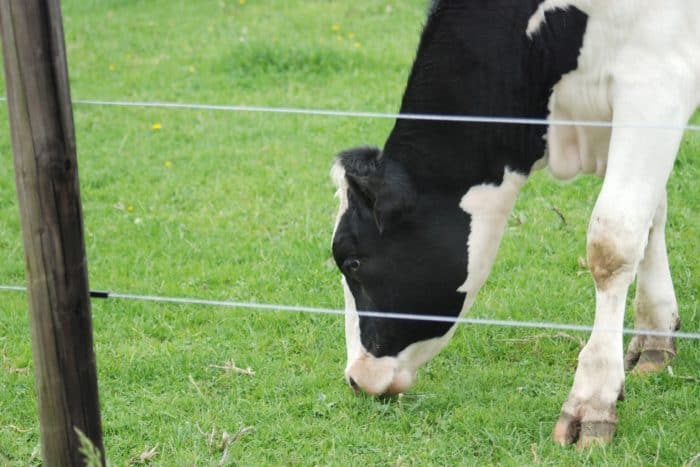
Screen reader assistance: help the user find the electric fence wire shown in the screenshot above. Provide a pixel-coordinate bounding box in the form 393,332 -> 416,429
1,285 -> 699,340
0,96 -> 699,132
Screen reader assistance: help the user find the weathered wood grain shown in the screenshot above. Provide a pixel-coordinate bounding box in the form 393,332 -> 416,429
0,1 -> 105,465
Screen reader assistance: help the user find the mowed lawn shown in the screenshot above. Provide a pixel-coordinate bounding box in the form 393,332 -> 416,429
1,0 -> 699,464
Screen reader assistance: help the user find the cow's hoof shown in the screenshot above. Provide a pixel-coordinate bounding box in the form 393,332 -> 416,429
625,334 -> 676,374
553,412 -> 580,446
577,421 -> 616,448
553,397 -> 619,447
632,349 -> 675,374
553,412 -> 617,448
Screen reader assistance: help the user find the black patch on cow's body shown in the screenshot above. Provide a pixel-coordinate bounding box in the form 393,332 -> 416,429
387,0 -> 588,192
333,1 -> 588,357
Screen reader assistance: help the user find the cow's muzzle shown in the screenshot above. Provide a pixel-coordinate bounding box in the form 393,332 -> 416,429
345,354 -> 416,396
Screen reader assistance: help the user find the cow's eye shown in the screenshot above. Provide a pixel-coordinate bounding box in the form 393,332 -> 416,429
343,258 -> 361,274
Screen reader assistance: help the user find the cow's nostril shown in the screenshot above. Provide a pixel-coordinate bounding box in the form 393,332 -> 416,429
348,376 -> 360,392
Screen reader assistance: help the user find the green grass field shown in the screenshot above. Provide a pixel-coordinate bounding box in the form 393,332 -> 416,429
1,0 -> 699,464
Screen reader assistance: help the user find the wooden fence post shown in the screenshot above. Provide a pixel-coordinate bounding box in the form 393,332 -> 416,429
0,1 -> 105,465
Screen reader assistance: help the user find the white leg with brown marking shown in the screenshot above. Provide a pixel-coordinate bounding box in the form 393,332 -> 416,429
553,85 -> 693,448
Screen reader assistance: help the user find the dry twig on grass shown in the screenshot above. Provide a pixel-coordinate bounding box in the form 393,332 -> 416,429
188,374 -> 205,397
197,423 -> 254,466
208,360 -> 256,376
551,205 -> 567,226
127,445 -> 159,465
530,443 -> 540,464
5,424 -> 30,433
668,366 -> 699,383
498,332 -> 585,349
218,427 -> 254,466
195,422 -> 218,447
2,351 -> 30,374
685,452 -> 700,467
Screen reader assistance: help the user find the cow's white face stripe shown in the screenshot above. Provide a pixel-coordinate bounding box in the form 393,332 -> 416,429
342,277 -> 363,367
330,160 -> 349,245
333,163 -> 370,375
458,169 -> 526,313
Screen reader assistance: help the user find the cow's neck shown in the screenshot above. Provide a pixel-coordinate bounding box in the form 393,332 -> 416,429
382,0 -> 587,195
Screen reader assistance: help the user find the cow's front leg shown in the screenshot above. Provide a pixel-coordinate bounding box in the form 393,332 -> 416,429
553,209 -> 635,448
552,86 -> 691,448
625,191 -> 680,373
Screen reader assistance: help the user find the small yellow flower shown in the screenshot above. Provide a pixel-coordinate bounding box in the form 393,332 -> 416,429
354,42 -> 361,49
165,161 -> 173,168
239,0 -> 246,4
152,123 -> 162,130
127,205 -> 134,213
348,32 -> 355,40
331,24 -> 341,32
109,64 -> 116,71
187,65 -> 195,73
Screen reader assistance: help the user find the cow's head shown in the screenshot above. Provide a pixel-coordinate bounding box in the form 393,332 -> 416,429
331,146 -> 526,396
331,146 -> 472,396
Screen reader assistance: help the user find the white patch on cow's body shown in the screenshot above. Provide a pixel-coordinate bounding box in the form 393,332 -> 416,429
457,169 -> 526,312
526,0 -> 591,38
529,1 -> 700,440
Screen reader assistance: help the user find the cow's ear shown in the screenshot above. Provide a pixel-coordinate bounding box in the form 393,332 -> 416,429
336,146 -> 416,234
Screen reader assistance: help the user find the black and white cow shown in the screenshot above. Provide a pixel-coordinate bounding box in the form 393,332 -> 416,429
331,0 -> 700,447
